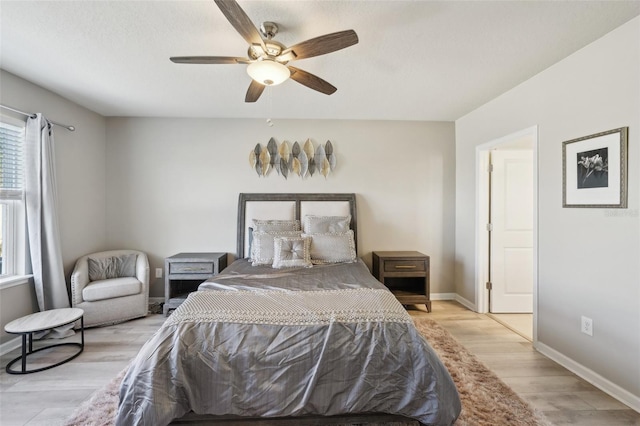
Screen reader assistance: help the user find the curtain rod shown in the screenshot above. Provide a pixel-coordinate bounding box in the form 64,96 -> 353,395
0,104 -> 75,132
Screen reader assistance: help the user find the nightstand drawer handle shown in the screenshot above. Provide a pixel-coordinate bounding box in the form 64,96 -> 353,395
395,265 -> 417,269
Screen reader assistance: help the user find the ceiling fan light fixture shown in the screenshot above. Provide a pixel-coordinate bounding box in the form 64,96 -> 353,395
247,59 -> 290,86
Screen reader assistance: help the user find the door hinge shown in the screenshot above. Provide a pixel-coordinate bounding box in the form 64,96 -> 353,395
486,223 -> 493,232
488,163 -> 494,173
486,281 -> 492,290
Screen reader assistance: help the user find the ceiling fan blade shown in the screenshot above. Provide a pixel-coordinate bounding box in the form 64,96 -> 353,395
214,0 -> 265,50
170,56 -> 250,64
282,30 -> 358,61
288,66 -> 337,95
245,80 -> 265,102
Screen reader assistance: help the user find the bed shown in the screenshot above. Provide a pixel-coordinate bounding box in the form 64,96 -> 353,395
116,193 -> 461,426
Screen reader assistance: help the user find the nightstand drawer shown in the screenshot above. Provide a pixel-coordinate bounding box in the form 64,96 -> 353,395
384,260 -> 426,272
169,262 -> 214,274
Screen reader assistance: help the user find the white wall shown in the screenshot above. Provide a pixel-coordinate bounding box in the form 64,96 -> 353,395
455,17 -> 639,402
0,70 -> 107,344
105,118 -> 456,297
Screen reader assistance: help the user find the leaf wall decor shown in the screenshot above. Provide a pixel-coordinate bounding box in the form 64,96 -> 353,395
278,141 -> 290,163
320,157 -> 331,178
315,144 -> 326,166
267,137 -> 278,169
308,158 -> 316,176
248,138 -> 336,179
292,157 -> 301,176
304,139 -> 315,176
325,140 -> 333,156
325,140 -> 337,171
292,141 -> 301,158
298,150 -> 308,178
303,139 -> 315,160
280,157 -> 289,179
328,153 -> 337,171
253,143 -> 263,176
291,141 -> 302,177
274,157 -> 281,175
259,149 -> 271,176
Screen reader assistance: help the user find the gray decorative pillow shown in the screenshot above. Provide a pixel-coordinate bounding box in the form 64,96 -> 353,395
303,215 -> 351,234
116,254 -> 137,277
247,227 -> 254,259
88,257 -> 117,281
305,230 -> 357,264
252,219 -> 301,232
251,231 -> 302,266
272,236 -> 312,269
88,254 -> 137,281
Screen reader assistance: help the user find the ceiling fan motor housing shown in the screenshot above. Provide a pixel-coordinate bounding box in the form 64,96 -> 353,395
260,22 -> 279,39
248,42 -> 284,60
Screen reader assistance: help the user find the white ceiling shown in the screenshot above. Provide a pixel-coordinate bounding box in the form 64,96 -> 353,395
1,1 -> 639,121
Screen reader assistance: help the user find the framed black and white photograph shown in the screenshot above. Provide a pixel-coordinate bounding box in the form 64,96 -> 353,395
562,127 -> 628,208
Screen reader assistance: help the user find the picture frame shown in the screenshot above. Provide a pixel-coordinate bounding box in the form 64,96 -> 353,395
562,127 -> 628,208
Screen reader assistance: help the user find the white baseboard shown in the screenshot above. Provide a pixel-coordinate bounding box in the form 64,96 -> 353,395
536,341 -> 640,413
430,292 -> 456,300
0,336 -> 22,356
454,294 -> 477,311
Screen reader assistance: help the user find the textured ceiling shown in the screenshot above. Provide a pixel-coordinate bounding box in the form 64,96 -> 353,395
1,1 -> 639,121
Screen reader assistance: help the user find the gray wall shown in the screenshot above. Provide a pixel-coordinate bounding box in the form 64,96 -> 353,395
455,17 -> 639,401
0,70 -> 457,342
0,70 -> 108,344
105,118 -> 456,297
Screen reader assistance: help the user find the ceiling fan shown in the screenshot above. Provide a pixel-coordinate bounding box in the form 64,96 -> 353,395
170,0 -> 359,102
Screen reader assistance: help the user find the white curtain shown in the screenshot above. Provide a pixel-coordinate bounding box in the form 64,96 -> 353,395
25,114 -> 70,313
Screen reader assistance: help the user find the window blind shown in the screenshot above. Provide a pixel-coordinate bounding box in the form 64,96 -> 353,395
0,121 -> 25,201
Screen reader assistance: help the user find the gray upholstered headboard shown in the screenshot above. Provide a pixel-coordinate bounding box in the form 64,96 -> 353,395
237,193 -> 357,259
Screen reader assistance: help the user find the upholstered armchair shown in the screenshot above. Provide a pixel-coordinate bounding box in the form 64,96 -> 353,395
71,250 -> 149,328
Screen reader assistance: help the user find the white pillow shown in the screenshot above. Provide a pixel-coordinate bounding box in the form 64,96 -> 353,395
252,219 -> 300,232
305,230 -> 357,264
272,236 -> 312,269
303,215 -> 351,234
251,231 -> 302,266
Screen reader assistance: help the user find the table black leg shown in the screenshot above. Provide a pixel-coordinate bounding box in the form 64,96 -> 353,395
80,317 -> 84,348
21,334 -> 27,373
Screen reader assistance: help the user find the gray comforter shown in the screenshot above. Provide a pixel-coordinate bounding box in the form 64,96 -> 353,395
116,260 -> 460,425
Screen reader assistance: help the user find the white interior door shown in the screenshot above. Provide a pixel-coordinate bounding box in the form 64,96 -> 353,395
490,150 -> 533,313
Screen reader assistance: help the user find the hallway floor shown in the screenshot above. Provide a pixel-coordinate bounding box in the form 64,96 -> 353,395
489,312 -> 533,341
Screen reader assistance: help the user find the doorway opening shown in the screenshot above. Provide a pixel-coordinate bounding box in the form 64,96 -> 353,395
475,126 -> 538,342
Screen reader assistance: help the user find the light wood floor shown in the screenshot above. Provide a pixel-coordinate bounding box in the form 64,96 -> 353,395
1,301 -> 639,425
412,302 -> 640,426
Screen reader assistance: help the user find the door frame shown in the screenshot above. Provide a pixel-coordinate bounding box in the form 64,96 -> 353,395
474,126 -> 539,341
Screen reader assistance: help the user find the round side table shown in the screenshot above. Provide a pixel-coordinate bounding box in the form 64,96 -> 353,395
4,308 -> 84,374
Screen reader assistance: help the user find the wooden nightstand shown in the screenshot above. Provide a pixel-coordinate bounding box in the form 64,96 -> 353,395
164,252 -> 228,316
372,251 -> 431,312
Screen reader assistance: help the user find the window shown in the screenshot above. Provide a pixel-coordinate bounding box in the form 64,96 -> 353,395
0,203 -> 4,273
0,117 -> 26,278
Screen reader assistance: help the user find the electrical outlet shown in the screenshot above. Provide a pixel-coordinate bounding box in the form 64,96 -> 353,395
155,268 -> 163,279
581,316 -> 593,336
